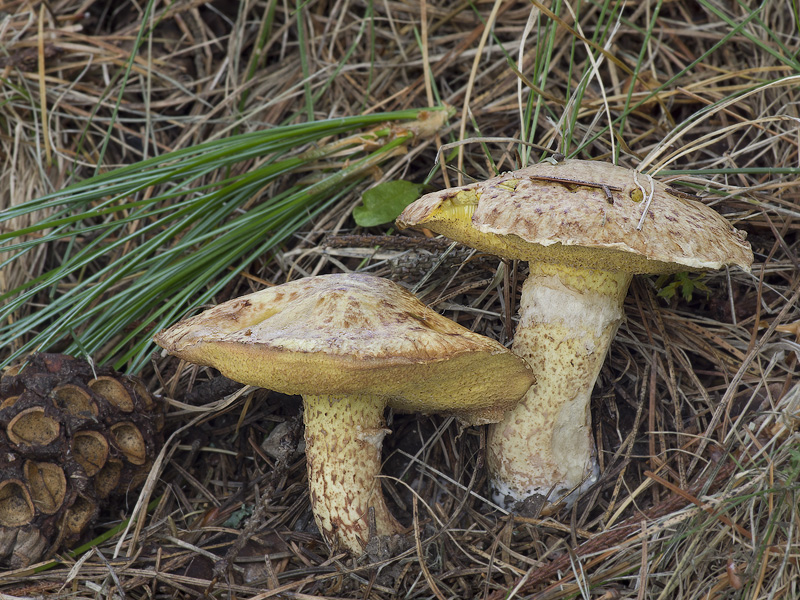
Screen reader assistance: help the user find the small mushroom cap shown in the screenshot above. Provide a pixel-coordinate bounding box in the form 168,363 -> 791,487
154,273 -> 534,425
397,159 -> 753,274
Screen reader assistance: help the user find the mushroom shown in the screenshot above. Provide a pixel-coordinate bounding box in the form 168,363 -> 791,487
397,159 -> 753,508
154,273 -> 534,553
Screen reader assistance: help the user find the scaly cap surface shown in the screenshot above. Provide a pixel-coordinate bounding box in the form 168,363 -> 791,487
154,273 -> 533,424
397,159 -> 753,274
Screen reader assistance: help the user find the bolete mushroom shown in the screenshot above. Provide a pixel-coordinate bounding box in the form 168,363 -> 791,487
397,159 -> 753,507
154,273 -> 534,553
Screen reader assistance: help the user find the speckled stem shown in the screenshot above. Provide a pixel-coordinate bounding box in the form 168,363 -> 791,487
303,394 -> 402,553
487,263 -> 632,507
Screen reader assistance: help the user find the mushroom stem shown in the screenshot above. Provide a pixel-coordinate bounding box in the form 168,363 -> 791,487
487,263 -> 632,507
302,394 -> 401,553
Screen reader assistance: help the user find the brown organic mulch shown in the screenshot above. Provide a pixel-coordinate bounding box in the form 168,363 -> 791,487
2,0 -> 799,598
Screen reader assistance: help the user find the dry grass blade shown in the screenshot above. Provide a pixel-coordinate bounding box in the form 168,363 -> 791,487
1,0 -> 798,599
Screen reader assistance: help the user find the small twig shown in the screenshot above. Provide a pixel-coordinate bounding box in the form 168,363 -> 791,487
211,415 -> 302,584
95,549 -> 126,599
636,520 -> 648,600
412,495 -> 447,600
322,234 -> 455,252
601,367 -> 648,524
643,471 -> 752,540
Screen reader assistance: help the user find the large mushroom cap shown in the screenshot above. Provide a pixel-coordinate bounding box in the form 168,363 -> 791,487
154,273 -> 534,424
398,159 -> 753,274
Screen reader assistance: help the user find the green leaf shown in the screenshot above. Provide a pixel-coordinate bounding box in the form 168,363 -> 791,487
655,272 -> 711,303
656,282 -> 678,301
222,504 -> 253,528
352,180 -> 423,227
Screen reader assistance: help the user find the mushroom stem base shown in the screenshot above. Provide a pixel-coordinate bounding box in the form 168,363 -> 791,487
303,394 -> 401,553
487,264 -> 631,507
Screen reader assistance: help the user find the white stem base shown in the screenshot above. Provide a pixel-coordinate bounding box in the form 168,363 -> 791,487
487,264 -> 631,508
303,395 -> 401,553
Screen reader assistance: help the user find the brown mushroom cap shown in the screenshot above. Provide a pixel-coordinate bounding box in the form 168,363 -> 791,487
397,159 -> 753,274
154,273 -> 534,425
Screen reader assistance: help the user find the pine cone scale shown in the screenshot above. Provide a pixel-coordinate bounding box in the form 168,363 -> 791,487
0,353 -> 163,568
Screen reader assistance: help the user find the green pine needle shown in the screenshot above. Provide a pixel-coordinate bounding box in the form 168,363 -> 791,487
0,109 -> 447,373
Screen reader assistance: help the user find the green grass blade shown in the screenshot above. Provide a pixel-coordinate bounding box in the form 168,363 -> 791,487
1,109 -> 445,372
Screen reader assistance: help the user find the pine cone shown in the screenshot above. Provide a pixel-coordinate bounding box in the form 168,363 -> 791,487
0,353 -> 163,568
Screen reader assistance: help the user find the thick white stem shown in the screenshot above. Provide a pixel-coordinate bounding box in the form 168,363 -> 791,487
303,394 -> 401,553
487,264 -> 632,507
